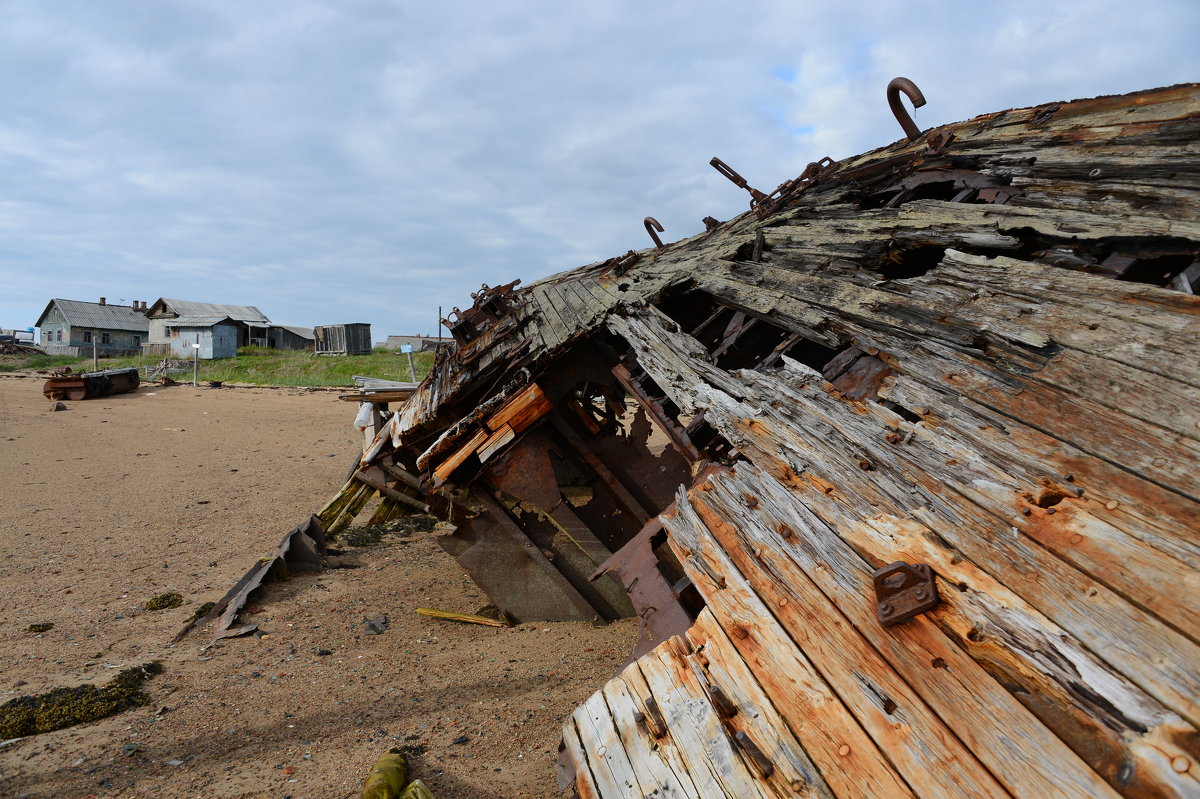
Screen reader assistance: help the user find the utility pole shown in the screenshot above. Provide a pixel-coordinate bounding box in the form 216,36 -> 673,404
92,331 -> 98,372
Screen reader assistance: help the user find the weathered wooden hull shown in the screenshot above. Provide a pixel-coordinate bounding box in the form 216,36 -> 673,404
327,82 -> 1199,797
43,367 -> 140,401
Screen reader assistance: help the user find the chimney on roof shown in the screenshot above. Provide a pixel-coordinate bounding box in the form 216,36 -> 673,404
143,301 -> 148,311
99,297 -> 106,305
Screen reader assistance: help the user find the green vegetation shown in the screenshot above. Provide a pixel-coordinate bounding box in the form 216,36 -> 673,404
0,353 -> 82,372
335,514 -> 438,547
144,592 -> 183,610
190,601 -> 217,621
0,661 -> 163,738
26,623 -> 54,633
0,346 -> 435,387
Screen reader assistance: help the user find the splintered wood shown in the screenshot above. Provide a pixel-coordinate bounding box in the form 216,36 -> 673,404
342,84 -> 1199,797
555,85 -> 1200,798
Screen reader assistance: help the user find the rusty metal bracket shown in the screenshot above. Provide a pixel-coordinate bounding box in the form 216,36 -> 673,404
702,216 -> 721,232
644,217 -> 665,250
711,155 -> 840,220
873,561 -> 939,626
710,157 -> 768,203
887,77 -> 926,142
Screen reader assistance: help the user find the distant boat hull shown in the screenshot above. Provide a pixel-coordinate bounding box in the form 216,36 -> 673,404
43,367 -> 140,401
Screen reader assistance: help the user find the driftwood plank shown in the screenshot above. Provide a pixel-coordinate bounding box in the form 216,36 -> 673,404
683,610 -> 840,799
670,471 -> 1122,799
660,501 -> 918,799
636,639 -> 777,799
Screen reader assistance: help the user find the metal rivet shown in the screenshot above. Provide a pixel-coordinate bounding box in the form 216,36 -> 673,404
879,603 -> 893,616
1172,756 -> 1190,773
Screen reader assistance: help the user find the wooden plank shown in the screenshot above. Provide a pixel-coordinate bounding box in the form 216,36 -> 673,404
485,382 -> 552,433
611,308 -> 1200,729
676,536 -> 1010,798
684,611 -> 837,799
668,473 -> 1121,798
561,716 -> 603,799
635,639 -> 777,799
355,467 -> 430,512
571,690 -> 641,796
838,511 -> 1200,798
476,424 -> 515,464
661,506 -> 919,798
432,428 -> 487,484
601,676 -> 700,797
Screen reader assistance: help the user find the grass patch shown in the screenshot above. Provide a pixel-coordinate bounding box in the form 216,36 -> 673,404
0,353 -> 82,373
0,347 -> 436,388
0,662 -> 164,738
26,623 -> 54,634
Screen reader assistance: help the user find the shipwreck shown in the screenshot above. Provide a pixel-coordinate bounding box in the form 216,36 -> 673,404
202,81 -> 1199,798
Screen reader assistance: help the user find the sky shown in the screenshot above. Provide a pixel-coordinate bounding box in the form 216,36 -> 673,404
2,0 -> 1197,341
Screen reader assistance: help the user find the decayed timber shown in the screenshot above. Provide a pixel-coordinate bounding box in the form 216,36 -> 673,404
330,83 -> 1200,797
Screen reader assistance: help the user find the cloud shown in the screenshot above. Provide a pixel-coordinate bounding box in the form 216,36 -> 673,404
1,0 -> 1197,339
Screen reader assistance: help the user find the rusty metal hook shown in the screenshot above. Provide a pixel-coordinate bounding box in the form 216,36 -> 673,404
887,77 -> 926,142
644,217 -> 665,250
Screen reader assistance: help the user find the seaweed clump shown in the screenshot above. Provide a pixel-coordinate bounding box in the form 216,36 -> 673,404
190,601 -> 216,621
26,623 -> 54,633
0,661 -> 164,738
337,515 -> 438,547
145,592 -> 183,611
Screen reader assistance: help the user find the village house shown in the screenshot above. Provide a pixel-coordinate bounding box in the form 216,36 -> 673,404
144,298 -> 272,359
35,298 -> 149,357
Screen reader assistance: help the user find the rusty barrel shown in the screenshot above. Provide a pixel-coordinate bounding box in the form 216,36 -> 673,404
43,367 -> 140,401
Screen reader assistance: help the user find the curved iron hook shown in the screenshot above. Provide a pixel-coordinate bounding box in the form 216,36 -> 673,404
644,217 -> 665,250
887,77 -> 926,142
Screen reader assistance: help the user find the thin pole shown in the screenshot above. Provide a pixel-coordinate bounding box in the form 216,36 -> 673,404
437,306 -> 442,343
193,335 -> 199,387
92,332 -> 97,372
406,349 -> 416,382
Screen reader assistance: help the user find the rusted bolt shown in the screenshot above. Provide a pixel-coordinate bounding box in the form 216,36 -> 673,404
734,731 -> 775,778
1021,507 -> 1032,516
644,217 -> 665,250
887,77 -> 926,142
857,459 -> 874,471
708,684 -> 738,718
879,603 -> 893,616
1064,474 -> 1075,482
1047,508 -> 1056,515
915,588 -> 928,601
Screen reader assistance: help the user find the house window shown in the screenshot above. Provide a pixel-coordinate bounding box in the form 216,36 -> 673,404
133,335 -> 141,347
83,331 -> 92,343
101,332 -> 110,345
169,328 -> 179,338
56,330 -> 62,342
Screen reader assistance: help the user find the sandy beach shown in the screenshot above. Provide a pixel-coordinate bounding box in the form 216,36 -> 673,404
0,374 -> 635,798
